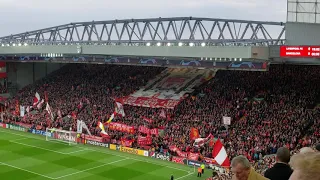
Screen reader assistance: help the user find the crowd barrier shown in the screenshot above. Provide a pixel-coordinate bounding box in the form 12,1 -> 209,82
0,122 -> 226,172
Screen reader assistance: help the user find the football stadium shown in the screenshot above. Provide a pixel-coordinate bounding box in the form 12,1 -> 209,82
0,0 -> 320,180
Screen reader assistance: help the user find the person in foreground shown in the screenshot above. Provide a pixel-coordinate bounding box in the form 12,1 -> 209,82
231,155 -> 268,180
264,147 -> 293,180
289,152 -> 320,180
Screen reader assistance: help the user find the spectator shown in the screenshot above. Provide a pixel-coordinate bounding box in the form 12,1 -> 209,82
299,147 -> 314,154
315,144 -> 320,152
264,147 -> 292,180
231,155 -> 268,180
289,152 -> 320,180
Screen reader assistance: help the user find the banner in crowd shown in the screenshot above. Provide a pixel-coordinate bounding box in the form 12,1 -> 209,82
204,157 -> 217,165
143,117 -> 154,124
81,134 -> 103,143
108,122 -> 135,134
188,152 -> 200,161
138,126 -> 159,136
150,152 -> 170,161
20,106 -> 25,117
124,96 -> 181,109
121,138 -> 134,147
171,156 -> 185,164
137,136 -> 152,145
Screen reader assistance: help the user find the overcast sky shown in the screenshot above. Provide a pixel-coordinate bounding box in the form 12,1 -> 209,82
0,0 -> 287,37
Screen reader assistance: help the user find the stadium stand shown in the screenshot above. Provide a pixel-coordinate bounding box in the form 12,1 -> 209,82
2,64 -> 320,176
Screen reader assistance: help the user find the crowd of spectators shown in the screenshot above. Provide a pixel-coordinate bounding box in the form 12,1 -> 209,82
2,64 -> 320,175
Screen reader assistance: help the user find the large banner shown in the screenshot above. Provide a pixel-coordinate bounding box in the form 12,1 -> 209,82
124,96 -> 180,109
108,122 -> 135,134
171,156 -> 185,164
81,134 -> 103,143
138,126 -> 159,136
121,139 -> 134,147
137,136 -> 152,145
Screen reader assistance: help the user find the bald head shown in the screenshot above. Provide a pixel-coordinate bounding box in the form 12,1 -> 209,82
300,147 -> 314,154
276,147 -> 291,163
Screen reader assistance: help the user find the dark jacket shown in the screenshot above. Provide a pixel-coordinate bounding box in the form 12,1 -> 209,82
264,163 -> 293,180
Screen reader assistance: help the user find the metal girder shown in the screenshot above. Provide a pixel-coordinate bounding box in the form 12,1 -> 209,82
0,17 -> 286,46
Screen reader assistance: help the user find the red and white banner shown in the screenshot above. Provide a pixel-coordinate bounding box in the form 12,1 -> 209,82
138,126 -> 158,136
188,152 -> 200,161
81,134 -> 103,143
124,96 -> 180,109
121,138 -> 134,147
171,156 -> 185,164
204,157 -> 217,165
143,117 -> 154,124
137,136 -> 152,145
108,122 -> 135,134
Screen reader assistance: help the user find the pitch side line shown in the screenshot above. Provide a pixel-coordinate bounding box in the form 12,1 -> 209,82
0,162 -> 54,179
0,130 -> 190,173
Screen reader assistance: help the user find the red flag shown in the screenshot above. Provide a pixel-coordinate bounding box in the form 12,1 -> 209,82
190,127 -> 200,140
212,139 -> 230,167
44,91 -> 49,103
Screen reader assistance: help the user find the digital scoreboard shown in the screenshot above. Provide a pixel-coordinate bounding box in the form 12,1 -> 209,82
280,46 -> 320,58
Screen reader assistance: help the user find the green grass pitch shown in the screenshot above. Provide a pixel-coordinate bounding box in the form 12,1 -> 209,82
0,128 -> 212,180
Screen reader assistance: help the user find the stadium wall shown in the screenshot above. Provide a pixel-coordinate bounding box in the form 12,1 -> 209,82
7,62 -> 64,90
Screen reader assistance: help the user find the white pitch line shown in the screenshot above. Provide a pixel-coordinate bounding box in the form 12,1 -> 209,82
64,149 -> 88,154
175,172 -> 193,180
53,158 -> 128,179
0,161 -> 54,179
0,129 -> 190,173
10,137 -> 30,142
9,140 -> 69,155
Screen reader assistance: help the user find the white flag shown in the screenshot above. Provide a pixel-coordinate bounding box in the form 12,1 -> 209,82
77,120 -> 83,133
33,92 -> 40,106
20,106 -> 25,117
45,103 -> 54,120
81,121 -> 92,136
77,120 -> 92,136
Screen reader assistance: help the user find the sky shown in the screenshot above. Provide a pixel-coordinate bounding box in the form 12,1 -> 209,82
0,0 -> 287,37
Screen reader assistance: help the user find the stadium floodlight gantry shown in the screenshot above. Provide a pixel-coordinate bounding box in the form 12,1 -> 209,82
0,17 -> 285,47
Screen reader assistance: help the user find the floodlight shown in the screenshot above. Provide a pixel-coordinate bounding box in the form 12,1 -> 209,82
167,43 -> 171,46
178,42 -> 183,46
18,43 -> 22,46
201,42 -> 206,47
156,42 -> 161,46
146,42 -> 151,46
189,42 -> 194,46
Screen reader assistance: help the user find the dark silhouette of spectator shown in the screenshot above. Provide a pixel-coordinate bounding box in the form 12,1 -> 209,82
264,147 -> 293,180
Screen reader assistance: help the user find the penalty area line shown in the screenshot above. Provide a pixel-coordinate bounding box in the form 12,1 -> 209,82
0,162 -> 55,179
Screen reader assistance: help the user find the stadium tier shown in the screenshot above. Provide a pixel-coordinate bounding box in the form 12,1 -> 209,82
1,64 -> 320,179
